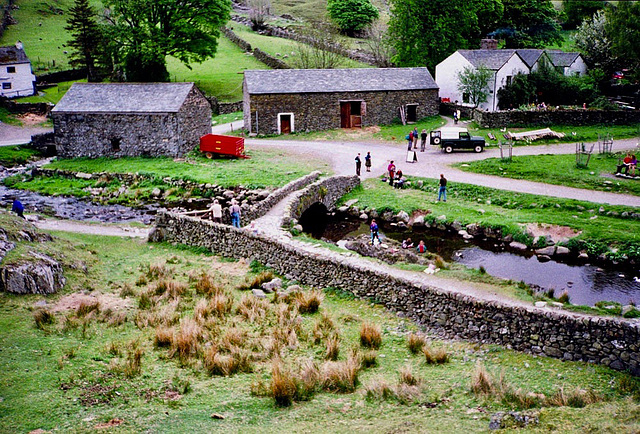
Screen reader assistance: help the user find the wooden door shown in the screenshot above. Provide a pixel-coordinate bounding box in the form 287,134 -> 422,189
340,102 -> 351,128
280,114 -> 291,134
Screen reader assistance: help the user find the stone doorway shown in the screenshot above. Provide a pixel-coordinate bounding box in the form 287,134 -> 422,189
340,101 -> 362,128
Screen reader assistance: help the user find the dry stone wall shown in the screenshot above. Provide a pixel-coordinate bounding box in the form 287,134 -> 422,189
153,198 -> 640,375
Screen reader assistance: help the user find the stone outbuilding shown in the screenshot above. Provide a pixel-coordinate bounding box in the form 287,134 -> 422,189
243,68 -> 439,135
52,82 -> 211,158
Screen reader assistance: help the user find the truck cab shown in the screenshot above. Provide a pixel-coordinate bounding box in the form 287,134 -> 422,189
430,127 -> 485,153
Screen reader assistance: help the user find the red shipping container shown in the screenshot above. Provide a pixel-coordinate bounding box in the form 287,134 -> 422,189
199,134 -> 248,159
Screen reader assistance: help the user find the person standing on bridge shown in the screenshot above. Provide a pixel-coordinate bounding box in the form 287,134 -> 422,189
355,153 -> 362,176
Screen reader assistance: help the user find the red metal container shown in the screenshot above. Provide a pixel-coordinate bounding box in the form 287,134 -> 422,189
199,134 -> 247,159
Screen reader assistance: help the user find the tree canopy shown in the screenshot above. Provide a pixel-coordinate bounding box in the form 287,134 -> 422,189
327,0 -> 379,36
457,65 -> 492,108
489,0 -> 562,48
606,1 -> 640,77
562,0 -> 604,30
103,0 -> 231,81
65,0 -> 103,81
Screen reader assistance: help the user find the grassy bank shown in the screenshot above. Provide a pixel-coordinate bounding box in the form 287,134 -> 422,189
455,152 -> 640,196
38,148 -> 330,189
0,216 -> 638,432
0,145 -> 42,167
339,178 -> 640,255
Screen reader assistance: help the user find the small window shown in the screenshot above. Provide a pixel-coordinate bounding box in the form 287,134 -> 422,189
110,137 -> 121,152
7,66 -> 15,73
462,92 -> 470,104
2,83 -> 11,89
460,132 -> 470,140
506,75 -> 512,86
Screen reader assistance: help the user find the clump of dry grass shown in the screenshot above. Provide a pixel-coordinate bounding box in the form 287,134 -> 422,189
220,327 -> 247,351
313,312 -> 335,344
321,355 -> 360,393
545,387 -> 602,408
325,334 -> 340,361
360,322 -> 382,350
142,262 -> 171,280
364,378 -> 396,401
237,295 -> 271,322
270,362 -> 298,407
237,271 -> 275,291
153,279 -> 187,299
407,333 -> 426,354
471,362 -> 501,396
119,283 -> 136,298
194,273 -> 226,297
557,290 -> 571,304
154,326 -> 174,348
399,366 -> 421,386
210,293 -> 234,318
138,289 -> 157,310
76,300 -> 100,317
203,347 -> 254,376
123,348 -> 143,378
289,290 -> 323,314
365,371 -> 425,405
105,311 -> 127,327
359,350 -> 378,369
33,309 -> 55,330
422,345 -> 450,364
170,319 -> 202,361
253,360 -> 321,407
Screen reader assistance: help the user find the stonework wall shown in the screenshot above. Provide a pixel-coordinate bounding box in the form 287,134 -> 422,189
473,107 -> 640,128
244,89 -> 440,135
53,89 -> 211,159
153,212 -> 640,376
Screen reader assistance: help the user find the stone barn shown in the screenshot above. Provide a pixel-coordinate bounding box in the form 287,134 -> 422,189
52,82 -> 211,158
243,68 -> 439,135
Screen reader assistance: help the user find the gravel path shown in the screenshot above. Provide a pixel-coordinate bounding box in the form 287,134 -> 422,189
32,218 -> 150,238
246,125 -> 640,206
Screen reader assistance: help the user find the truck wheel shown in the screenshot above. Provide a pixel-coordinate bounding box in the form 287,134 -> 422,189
474,145 -> 484,153
205,152 -> 214,159
433,137 -> 441,145
444,145 -> 453,154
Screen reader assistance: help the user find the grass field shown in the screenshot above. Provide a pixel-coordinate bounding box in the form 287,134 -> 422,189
339,177 -> 640,254
1,213 -> 638,432
455,152 -> 640,196
37,148 -> 330,189
0,145 -> 42,166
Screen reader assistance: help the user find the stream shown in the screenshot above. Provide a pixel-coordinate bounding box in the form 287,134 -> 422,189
310,212 -> 640,307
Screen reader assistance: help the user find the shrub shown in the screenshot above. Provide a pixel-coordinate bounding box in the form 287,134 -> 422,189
327,0 -> 379,35
360,322 -> 382,349
407,333 -> 426,354
33,309 -> 55,330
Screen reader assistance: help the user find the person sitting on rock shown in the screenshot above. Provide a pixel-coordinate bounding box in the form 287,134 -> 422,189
11,198 -> 25,219
402,238 -> 414,249
416,240 -> 427,253
394,170 -> 405,189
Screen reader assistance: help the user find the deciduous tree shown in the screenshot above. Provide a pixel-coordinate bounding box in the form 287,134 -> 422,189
562,0 -> 604,30
103,0 -> 231,82
327,0 -> 379,36
606,1 -> 640,77
573,10 -> 616,73
491,0 -> 562,48
457,65 -> 492,108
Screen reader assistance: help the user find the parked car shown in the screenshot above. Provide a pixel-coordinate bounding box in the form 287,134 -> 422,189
430,127 -> 485,153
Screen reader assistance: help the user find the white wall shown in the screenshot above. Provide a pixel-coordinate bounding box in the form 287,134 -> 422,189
0,62 -> 36,98
435,52 -> 479,106
565,56 -> 588,76
489,55 -> 529,111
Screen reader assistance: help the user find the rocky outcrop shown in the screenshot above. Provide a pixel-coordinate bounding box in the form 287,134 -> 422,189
0,251 -> 65,294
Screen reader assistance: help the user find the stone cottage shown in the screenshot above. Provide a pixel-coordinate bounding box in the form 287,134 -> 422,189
0,42 -> 36,98
243,68 -> 439,135
52,82 -> 211,158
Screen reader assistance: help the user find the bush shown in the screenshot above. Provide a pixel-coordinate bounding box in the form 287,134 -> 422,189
407,333 -> 426,354
327,0 -> 378,35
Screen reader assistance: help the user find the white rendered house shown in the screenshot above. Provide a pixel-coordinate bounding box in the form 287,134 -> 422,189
436,49 -> 588,111
436,49 -> 529,112
0,42 -> 36,98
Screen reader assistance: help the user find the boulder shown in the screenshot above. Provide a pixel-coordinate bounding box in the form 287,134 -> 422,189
537,255 -> 551,262
396,211 -> 410,223
152,188 -> 162,198
534,301 -> 547,308
0,252 -> 65,295
262,277 -> 283,291
251,289 -> 266,298
450,221 -> 463,231
359,213 -> 368,220
466,223 -> 483,236
555,246 -> 570,256
509,241 -> 527,251
75,172 -> 93,179
411,215 -> 425,228
344,199 -> 359,207
535,246 -> 555,256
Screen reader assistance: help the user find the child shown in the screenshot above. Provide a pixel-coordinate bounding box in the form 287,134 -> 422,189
416,240 -> 427,253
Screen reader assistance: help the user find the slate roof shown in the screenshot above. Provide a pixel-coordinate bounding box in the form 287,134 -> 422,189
516,49 -> 545,69
243,68 -> 438,95
52,82 -> 196,114
546,50 -> 581,67
457,50 -> 519,70
0,45 -> 30,65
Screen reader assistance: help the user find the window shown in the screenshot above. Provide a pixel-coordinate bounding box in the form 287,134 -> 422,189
2,83 -> 11,89
462,92 -> 470,104
7,66 -> 15,73
506,75 -> 512,86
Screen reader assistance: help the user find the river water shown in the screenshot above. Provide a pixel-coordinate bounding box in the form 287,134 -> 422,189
314,214 -> 640,306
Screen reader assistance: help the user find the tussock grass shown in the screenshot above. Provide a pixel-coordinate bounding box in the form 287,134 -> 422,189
422,345 -> 450,365
220,327 -> 247,351
270,363 -> 298,407
204,347 -> 254,377
545,387 -> 603,408
321,355 -> 360,393
142,262 -> 172,281
33,309 -> 55,330
557,290 -> 571,304
138,289 -> 157,310
358,350 -> 378,369
237,271 -> 275,291
399,366 -> 421,386
313,312 -> 336,344
237,295 -> 271,322
407,333 -> 426,354
153,279 -> 187,299
119,283 -> 136,298
76,300 -> 100,317
289,290 -> 323,314
324,334 -> 340,361
365,378 -> 395,401
194,273 -> 226,297
171,319 -> 202,361
359,322 -> 382,350
154,327 -> 174,348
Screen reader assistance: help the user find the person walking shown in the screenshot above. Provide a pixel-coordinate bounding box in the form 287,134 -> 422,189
387,160 -> 396,186
11,198 -> 24,219
412,126 -> 419,149
438,174 -> 447,202
370,219 -> 381,245
420,129 -> 427,152
209,199 -> 223,223
365,151 -> 372,172
230,200 -> 242,228
355,153 -> 362,176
